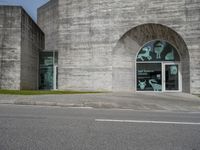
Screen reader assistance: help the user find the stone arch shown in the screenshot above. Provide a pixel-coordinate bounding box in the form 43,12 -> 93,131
112,23 -> 190,93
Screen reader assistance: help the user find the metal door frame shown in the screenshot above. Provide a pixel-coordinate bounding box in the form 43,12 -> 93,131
162,62 -> 182,92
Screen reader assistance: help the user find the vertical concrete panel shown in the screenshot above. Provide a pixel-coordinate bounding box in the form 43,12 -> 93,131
38,0 -> 58,51
20,9 -> 44,90
0,6 -> 21,90
58,0 -> 112,91
112,38 -> 139,91
184,0 -> 200,94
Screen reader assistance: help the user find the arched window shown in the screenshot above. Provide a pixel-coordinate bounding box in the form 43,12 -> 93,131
136,40 -> 181,92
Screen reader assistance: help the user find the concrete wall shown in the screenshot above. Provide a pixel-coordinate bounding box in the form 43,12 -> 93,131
184,0 -> 200,94
20,9 -> 44,90
0,6 -> 21,89
56,0 -> 200,93
0,6 -> 44,90
58,0 -> 113,91
38,0 -> 58,51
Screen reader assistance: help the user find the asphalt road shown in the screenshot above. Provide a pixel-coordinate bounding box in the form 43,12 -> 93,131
0,105 -> 200,150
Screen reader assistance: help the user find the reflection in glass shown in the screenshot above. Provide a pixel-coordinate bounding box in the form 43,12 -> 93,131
137,40 -> 180,62
165,65 -> 179,90
154,41 -> 164,59
137,63 -> 162,91
136,40 -> 180,92
39,51 -> 58,90
137,46 -> 152,61
40,66 -> 53,89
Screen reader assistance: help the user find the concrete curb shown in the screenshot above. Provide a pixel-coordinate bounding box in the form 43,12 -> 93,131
0,92 -> 200,112
0,100 -> 121,109
0,99 -> 200,112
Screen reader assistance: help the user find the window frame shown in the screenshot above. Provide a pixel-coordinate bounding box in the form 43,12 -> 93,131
135,40 -> 182,92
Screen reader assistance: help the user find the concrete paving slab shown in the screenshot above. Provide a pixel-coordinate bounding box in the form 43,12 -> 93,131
0,92 -> 200,112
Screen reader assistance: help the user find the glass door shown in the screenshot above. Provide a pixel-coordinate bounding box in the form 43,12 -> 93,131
39,51 -> 58,90
39,52 -> 54,90
163,63 -> 180,91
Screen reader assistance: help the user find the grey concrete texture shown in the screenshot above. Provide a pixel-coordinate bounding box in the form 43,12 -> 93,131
0,6 -> 21,90
0,6 -> 44,90
20,9 -> 45,90
0,92 -> 200,112
37,0 -> 58,51
42,0 -> 200,93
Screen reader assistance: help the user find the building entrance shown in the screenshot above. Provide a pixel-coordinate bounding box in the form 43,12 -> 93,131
39,51 -> 58,90
136,40 -> 181,92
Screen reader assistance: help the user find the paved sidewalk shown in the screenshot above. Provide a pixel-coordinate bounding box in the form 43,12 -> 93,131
0,92 -> 200,112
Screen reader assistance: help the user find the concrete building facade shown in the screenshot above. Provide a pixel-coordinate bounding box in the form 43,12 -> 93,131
0,6 -> 44,90
38,0 -> 200,94
0,0 -> 200,94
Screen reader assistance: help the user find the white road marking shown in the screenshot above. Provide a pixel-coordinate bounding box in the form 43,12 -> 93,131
95,119 -> 200,125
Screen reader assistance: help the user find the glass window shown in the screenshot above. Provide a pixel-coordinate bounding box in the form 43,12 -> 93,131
137,40 -> 180,62
165,64 -> 179,91
39,66 -> 54,89
137,63 -> 162,91
39,51 -> 58,90
136,40 -> 180,92
39,52 -> 53,66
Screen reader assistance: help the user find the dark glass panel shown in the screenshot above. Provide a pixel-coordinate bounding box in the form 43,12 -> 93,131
137,40 -> 180,62
39,51 -> 58,90
39,52 -> 54,90
165,64 -> 179,90
137,63 -> 162,91
39,52 -> 53,66
39,66 -> 53,89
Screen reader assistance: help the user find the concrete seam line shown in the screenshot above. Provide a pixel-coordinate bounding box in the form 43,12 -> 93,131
95,119 -> 200,125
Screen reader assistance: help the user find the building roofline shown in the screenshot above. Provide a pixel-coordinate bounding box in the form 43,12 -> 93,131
37,0 -> 51,12
0,5 -> 23,9
0,5 -> 44,35
21,8 -> 45,35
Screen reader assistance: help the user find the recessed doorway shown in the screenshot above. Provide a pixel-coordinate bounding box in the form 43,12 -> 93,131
39,51 -> 58,90
136,40 -> 181,92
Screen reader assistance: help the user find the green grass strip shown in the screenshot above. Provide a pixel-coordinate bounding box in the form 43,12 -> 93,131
0,90 -> 103,95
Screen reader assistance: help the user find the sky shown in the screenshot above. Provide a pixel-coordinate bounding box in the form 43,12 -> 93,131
0,0 -> 49,21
